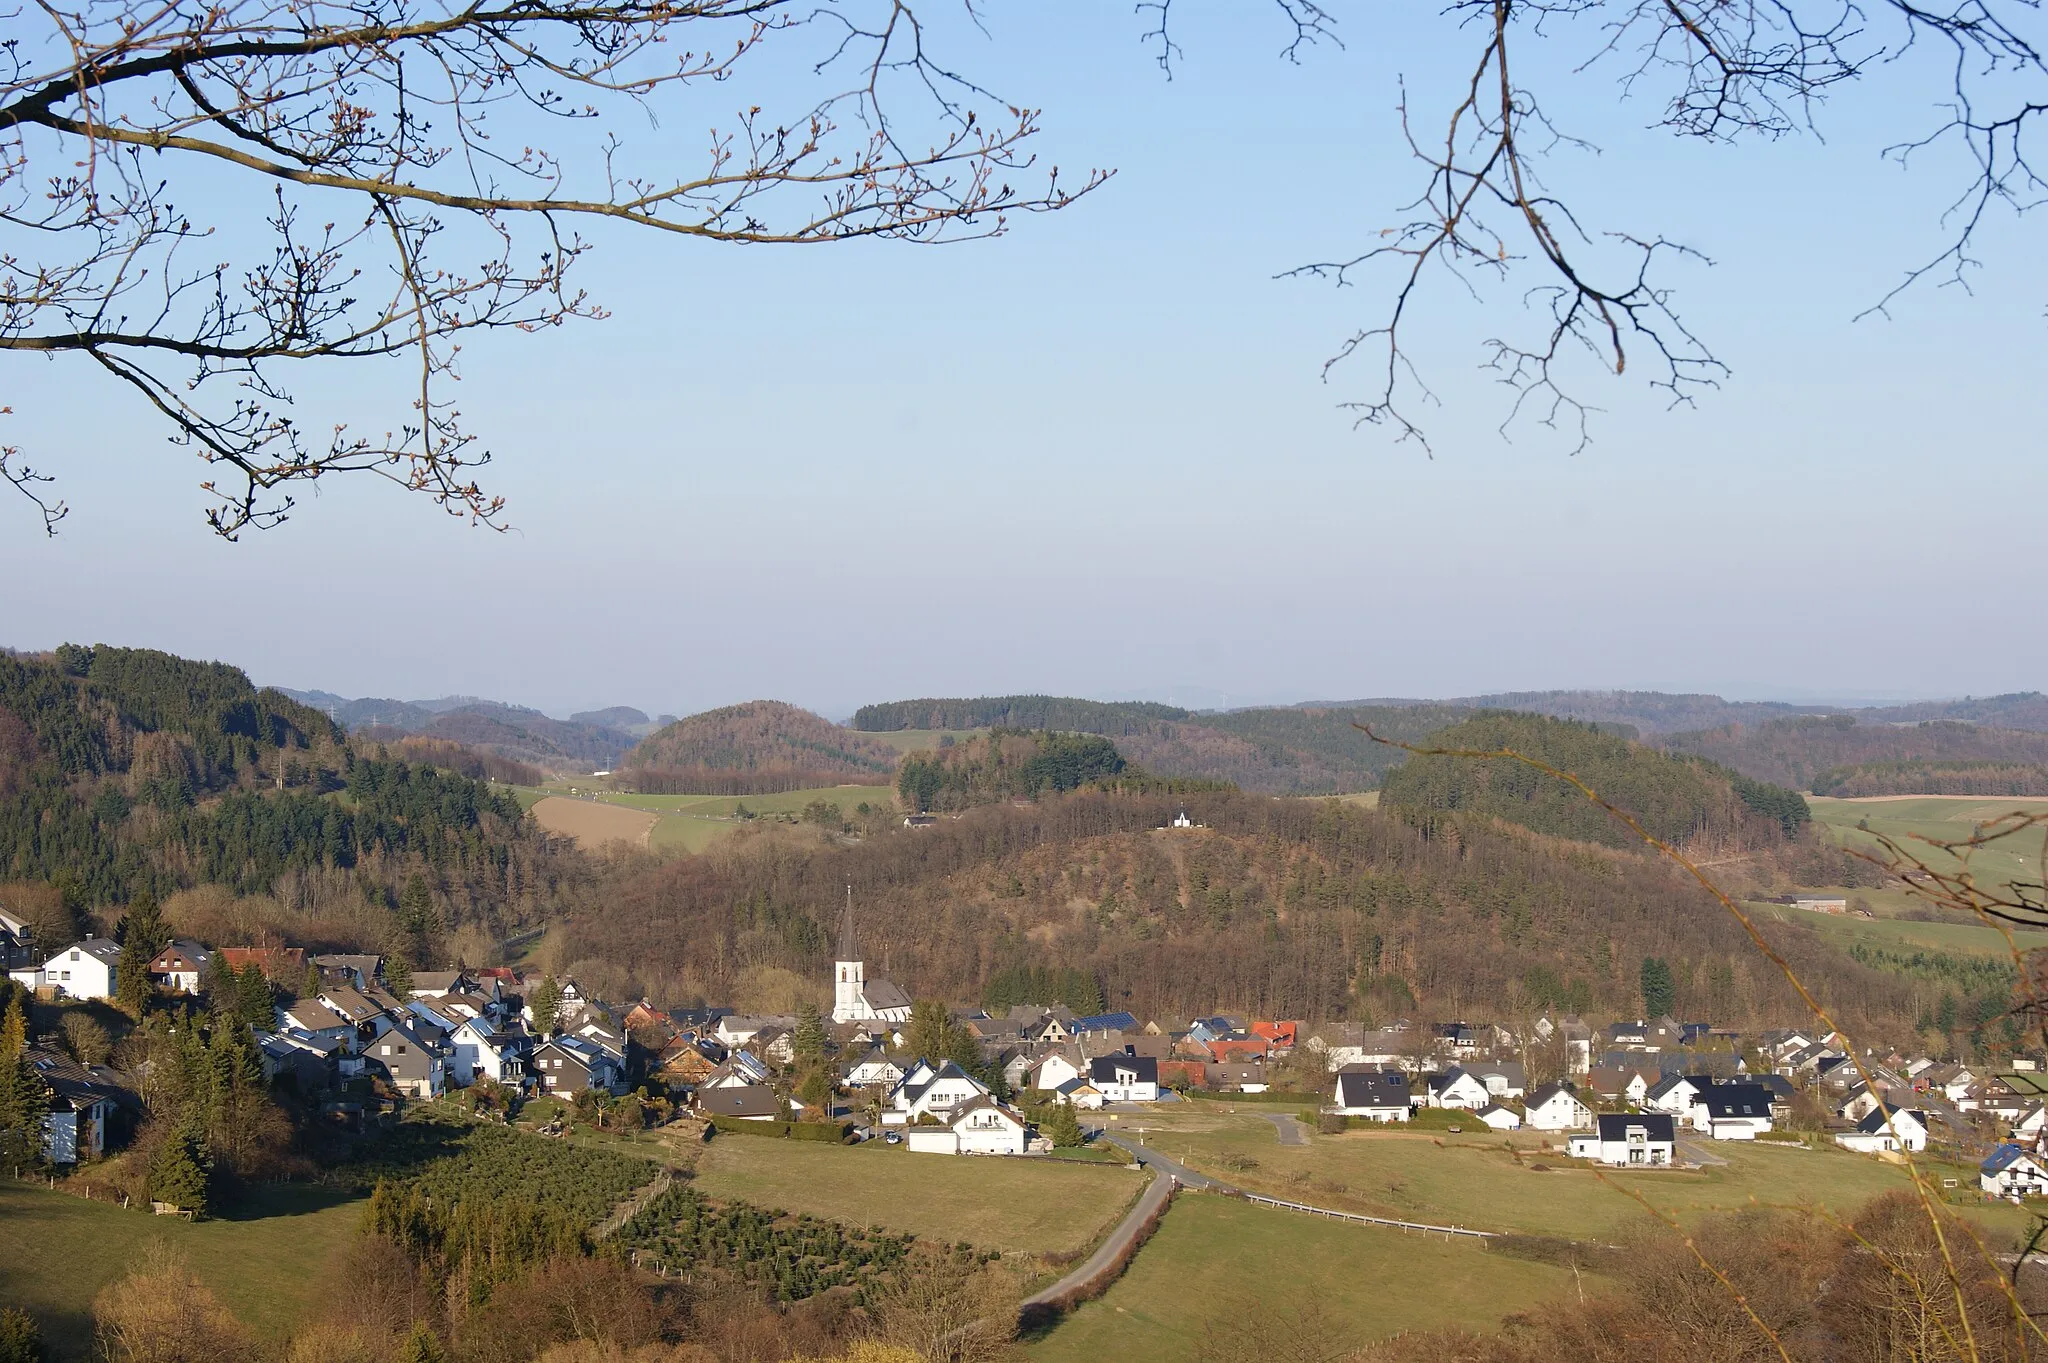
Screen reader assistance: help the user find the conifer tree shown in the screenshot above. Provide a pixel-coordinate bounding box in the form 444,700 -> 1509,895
1044,1099 -> 1084,1148
0,997 -> 50,1173
385,954 -> 414,998
148,1117 -> 212,1215
233,964 -> 276,1033
794,1002 -> 828,1066
531,976 -> 562,1035
115,892 -> 171,1015
0,1306 -> 44,1363
395,1322 -> 445,1363
1640,957 -> 1677,1020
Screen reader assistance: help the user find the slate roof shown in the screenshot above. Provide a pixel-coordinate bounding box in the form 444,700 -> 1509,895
1334,1069 -> 1411,1110
1594,1112 -> 1675,1143
698,1085 -> 783,1119
1088,1054 -> 1159,1085
1700,1083 -> 1775,1120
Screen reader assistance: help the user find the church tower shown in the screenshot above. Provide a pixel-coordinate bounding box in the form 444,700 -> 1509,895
832,884 -> 867,1024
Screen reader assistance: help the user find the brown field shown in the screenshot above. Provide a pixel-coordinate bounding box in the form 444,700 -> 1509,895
529,795 -> 659,849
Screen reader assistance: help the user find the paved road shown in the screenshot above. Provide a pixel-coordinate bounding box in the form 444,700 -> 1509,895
1676,1137 -> 1729,1167
1261,1112 -> 1311,1146
1019,1169 -> 1174,1312
1101,1133 -> 1227,1190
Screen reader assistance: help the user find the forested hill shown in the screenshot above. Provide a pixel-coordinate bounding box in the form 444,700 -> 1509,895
895,730 -> 1132,812
851,695 -> 1191,733
281,687 -> 642,772
622,701 -> 898,795
0,645 -> 571,945
1379,713 -> 1811,851
1661,716 -> 2048,793
562,788 -> 1919,1037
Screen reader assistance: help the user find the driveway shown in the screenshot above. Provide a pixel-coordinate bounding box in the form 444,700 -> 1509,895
1677,1137 -> 1729,1167
1260,1112 -> 1311,1146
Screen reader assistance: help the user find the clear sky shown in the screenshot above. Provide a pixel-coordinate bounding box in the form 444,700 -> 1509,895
4,3 -> 2041,719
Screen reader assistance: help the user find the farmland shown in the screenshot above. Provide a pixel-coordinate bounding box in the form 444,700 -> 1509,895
1105,1109 -> 2026,1243
689,1134 -> 1145,1257
0,1181 -> 364,1361
511,782 -> 897,855
1750,899 -> 2048,959
1808,795 -> 2048,906
1025,1193 -> 1581,1363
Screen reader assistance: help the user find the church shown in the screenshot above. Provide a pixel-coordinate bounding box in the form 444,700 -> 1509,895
831,892 -> 912,1026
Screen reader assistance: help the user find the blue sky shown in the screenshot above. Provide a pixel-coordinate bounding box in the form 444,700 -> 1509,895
4,3 -> 2041,719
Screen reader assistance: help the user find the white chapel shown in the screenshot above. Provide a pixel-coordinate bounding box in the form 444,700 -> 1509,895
831,890 -> 913,1026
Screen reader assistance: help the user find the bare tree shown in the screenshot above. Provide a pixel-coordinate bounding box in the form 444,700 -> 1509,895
0,0 -> 1105,535
1264,3 -> 2048,452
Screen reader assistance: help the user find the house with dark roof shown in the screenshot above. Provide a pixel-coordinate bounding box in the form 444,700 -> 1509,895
147,940 -> 212,995
533,1035 -> 625,1097
1074,1011 -> 1139,1035
1982,1143 -> 2048,1198
1088,1052 -> 1159,1102
363,1021 -> 450,1099
1569,1113 -> 1676,1166
1524,1081 -> 1594,1131
1691,1083 -> 1777,1140
1330,1068 -> 1412,1122
24,1046 -> 128,1164
23,938 -> 122,1001
695,1084 -> 784,1121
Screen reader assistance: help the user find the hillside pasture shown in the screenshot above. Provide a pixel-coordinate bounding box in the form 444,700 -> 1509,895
1025,1193 -> 1582,1363
1751,900 -> 2048,958
0,1181 -> 364,1360
689,1135 -> 1144,1257
859,728 -> 987,754
1112,1110 -> 2022,1243
1809,795 -> 2048,902
528,795 -> 659,849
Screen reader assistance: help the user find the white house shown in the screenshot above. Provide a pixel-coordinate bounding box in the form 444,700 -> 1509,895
904,1097 -> 1030,1155
846,1048 -> 905,1089
1088,1053 -> 1159,1103
1426,1067 -> 1494,1110
884,1060 -> 989,1126
1054,1077 -> 1106,1110
1644,1074 -> 1708,1117
1523,1082 -> 1594,1131
1462,1062 -> 1527,1101
147,940 -> 212,995
1692,1083 -> 1776,1140
278,998 -> 357,1053
1835,1107 -> 1929,1156
32,939 -> 121,1001
1568,1113 -> 1676,1167
1330,1069 -> 1413,1122
24,1048 -> 117,1165
1475,1102 -> 1523,1132
1982,1144 -> 2048,1199
450,1017 -> 527,1085
1031,1051 -> 1085,1091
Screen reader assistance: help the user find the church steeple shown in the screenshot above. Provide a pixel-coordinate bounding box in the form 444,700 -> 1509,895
837,882 -> 859,963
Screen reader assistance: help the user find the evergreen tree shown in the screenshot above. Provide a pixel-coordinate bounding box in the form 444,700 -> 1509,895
148,1117 -> 212,1215
0,997 -> 50,1173
1639,957 -> 1677,1020
0,1306 -> 44,1363
115,892 -> 171,1015
1043,1099 -> 1084,1148
232,964 -> 275,1033
302,961 -> 322,1001
395,1322 -> 445,1363
385,954 -> 414,998
530,975 -> 562,1034
793,1002 -> 827,1066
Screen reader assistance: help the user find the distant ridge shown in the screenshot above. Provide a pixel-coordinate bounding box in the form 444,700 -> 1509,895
277,687 -> 641,771
851,695 -> 1190,733
623,700 -> 898,795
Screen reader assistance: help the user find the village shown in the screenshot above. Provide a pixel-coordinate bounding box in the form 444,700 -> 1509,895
8,895 -> 2048,1207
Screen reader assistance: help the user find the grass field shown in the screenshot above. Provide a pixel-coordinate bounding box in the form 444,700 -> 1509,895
1751,899 -> 2048,959
0,1181 -> 365,1360
511,783 -> 897,856
1025,1194 -> 1582,1363
689,1135 -> 1144,1257
1109,1110 -> 2026,1243
857,729 -> 987,754
1809,795 -> 2048,901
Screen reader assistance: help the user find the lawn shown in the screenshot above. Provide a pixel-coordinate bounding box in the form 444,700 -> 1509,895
0,1180 -> 366,1360
689,1136 -> 1144,1257
1112,1110 -> 2027,1243
1025,1193 -> 1582,1363
1750,900 -> 2048,959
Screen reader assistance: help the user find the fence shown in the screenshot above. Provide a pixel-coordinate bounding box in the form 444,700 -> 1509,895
1233,1190 -> 1495,1240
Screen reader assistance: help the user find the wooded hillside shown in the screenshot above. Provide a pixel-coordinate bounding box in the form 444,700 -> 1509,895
558,788 -> 1921,1037
623,701 -> 897,795
1379,713 -> 1810,851
896,730 -> 1129,811
1661,716 -> 2048,791
851,694 -> 1190,733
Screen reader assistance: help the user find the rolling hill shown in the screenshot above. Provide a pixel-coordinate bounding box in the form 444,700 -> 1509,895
622,700 -> 900,795
277,688 -> 642,772
1659,716 -> 2048,793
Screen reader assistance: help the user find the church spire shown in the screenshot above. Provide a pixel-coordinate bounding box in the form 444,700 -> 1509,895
838,882 -> 859,962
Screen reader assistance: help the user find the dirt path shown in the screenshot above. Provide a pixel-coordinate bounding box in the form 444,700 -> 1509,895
591,1167 -> 676,1242
1019,1170 -> 1173,1312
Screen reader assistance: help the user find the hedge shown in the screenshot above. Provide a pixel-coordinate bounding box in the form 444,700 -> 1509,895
1181,1089 -> 1327,1106
708,1116 -> 854,1143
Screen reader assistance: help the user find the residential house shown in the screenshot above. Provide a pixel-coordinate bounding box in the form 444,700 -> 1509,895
846,1048 -> 906,1090
1524,1082 -> 1595,1132
147,940 -> 212,994
27,939 -> 121,1001
1645,1074 -> 1709,1117
1569,1113 -> 1677,1167
219,945 -> 307,984
1310,1023 -> 1413,1072
1426,1067 -> 1495,1110
260,1030 -> 342,1091
1982,1144 -> 2048,1199
532,1036 -> 625,1097
1073,1012 -> 1140,1036
24,1046 -> 124,1164
1200,1035 -> 1271,1065
696,1085 -> 784,1121
0,907 -> 35,971
883,1060 -> 989,1126
450,1017 -> 528,1086
1330,1069 -> 1412,1122
278,998 -> 358,1054
1475,1102 -> 1523,1132
1204,1062 -> 1269,1093
1460,1061 -> 1527,1101
407,970 -> 472,998
654,1036 -> 721,1088
312,953 -> 382,991
365,1021 -> 450,1099
1088,1052 -> 1160,1103
904,1097 -> 1030,1155
1250,1020 -> 1299,1052
1692,1083 -> 1776,1139
1054,1077 -> 1106,1110
1835,1107 -> 1930,1156
1030,1051 -> 1085,1091
1585,1067 -> 1630,1103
